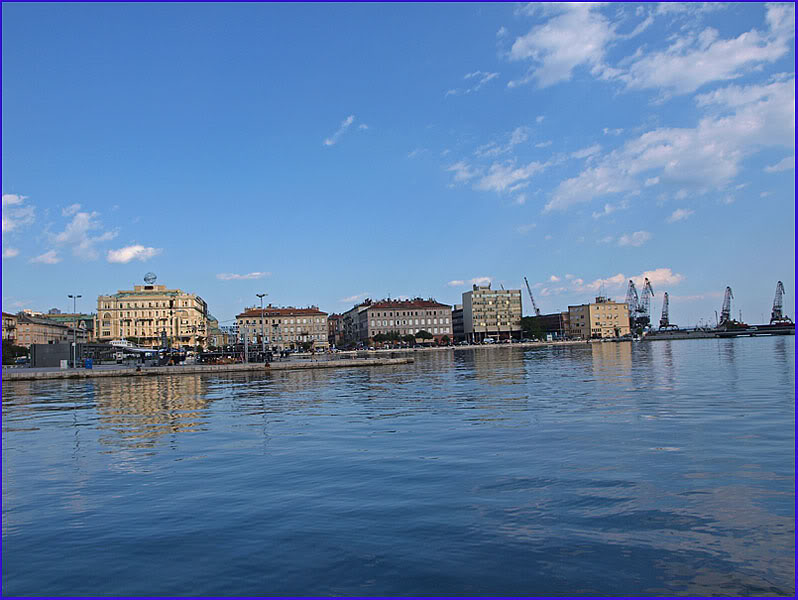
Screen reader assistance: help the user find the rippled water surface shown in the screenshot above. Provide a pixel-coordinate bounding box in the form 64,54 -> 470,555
2,338 -> 795,596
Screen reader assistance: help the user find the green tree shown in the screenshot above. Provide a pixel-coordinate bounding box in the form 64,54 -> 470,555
520,317 -> 545,340
416,330 -> 433,340
402,334 -> 416,345
2,340 -> 28,365
440,334 -> 450,345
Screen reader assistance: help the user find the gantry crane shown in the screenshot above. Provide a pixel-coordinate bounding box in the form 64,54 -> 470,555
659,291 -> 675,329
523,277 -> 541,316
719,286 -> 733,326
770,281 -> 793,324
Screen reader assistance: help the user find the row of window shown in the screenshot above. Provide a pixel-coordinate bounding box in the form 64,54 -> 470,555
371,317 -> 449,327
372,327 -> 450,335
240,317 -> 323,325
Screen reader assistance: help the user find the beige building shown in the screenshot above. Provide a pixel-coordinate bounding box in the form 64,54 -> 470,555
96,283 -> 209,348
236,306 -> 329,351
341,297 -> 453,345
14,313 -> 88,347
2,312 -> 18,342
42,313 -> 96,342
567,296 -> 631,339
463,284 -> 523,342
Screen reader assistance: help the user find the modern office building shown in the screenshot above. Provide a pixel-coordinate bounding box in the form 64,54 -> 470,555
236,306 -> 329,351
462,284 -> 523,343
96,282 -> 209,348
567,296 -> 631,339
524,312 -> 568,339
452,304 -> 464,342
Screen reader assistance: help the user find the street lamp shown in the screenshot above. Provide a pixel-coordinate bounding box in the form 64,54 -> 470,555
67,294 -> 82,368
256,293 -> 268,358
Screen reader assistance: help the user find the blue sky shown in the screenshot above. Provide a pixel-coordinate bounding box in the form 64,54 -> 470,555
2,2 -> 794,327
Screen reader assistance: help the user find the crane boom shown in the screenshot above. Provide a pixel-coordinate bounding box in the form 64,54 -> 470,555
523,277 -> 541,316
771,281 -> 785,323
719,286 -> 733,325
659,292 -> 670,329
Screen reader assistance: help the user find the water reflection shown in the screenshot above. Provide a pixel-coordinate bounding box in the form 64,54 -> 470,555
590,341 -> 633,381
94,375 -> 211,449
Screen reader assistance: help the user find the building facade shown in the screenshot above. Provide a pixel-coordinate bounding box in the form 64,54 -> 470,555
462,284 -> 523,343
14,313 -> 88,347
341,298 -> 453,345
236,306 -> 329,351
96,283 -> 209,348
327,313 -> 344,348
2,312 -> 18,342
567,296 -> 631,339
42,313 -> 96,342
452,304 -> 464,342
524,312 -> 568,339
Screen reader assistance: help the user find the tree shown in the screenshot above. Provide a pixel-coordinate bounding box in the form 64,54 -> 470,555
2,340 -> 27,365
440,335 -> 450,345
416,330 -> 433,340
402,334 -> 416,345
520,317 -> 545,340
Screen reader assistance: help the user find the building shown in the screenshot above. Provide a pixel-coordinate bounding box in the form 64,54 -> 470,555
14,313 -> 88,347
96,283 -> 209,349
524,312 -> 568,339
567,296 -> 631,339
327,313 -> 344,347
452,304 -> 464,342
236,306 -> 329,351
462,284 -> 523,343
341,297 -> 453,345
41,313 -> 96,342
2,312 -> 18,342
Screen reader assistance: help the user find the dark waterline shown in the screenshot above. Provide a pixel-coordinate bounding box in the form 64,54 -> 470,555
2,338 -> 794,596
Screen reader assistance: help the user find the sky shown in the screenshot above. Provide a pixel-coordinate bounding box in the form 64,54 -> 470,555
2,2 -> 795,328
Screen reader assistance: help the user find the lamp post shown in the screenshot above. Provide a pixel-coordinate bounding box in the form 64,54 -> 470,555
256,293 -> 268,359
67,294 -> 82,368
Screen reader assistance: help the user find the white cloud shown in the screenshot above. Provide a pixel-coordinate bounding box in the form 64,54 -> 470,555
475,126 -> 531,158
597,235 -> 615,244
30,250 -> 61,264
645,176 -> 660,187
618,230 -> 652,247
516,223 -> 536,234
497,26 -> 508,38
475,160 -> 548,193
536,115 -> 545,124
62,203 -> 81,217
323,115 -> 356,146
340,292 -> 370,303
2,194 -> 35,233
571,143 -> 602,159
358,123 -> 369,131
449,276 -> 492,288
2,248 -> 20,259
603,127 -> 624,136
407,148 -> 426,159
51,211 -> 117,260
572,268 -> 684,294
447,71 -> 500,96
618,5 -> 794,96
107,245 -> 163,264
446,161 -> 480,183
549,275 -> 560,283
765,156 -> 794,172
514,193 -> 528,206
667,208 -> 694,223
216,271 -> 269,281
535,140 -> 552,148
547,77 -> 795,211
592,200 -> 629,219
508,3 -> 615,88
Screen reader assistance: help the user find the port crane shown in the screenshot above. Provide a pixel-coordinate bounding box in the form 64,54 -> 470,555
639,278 -> 654,328
625,280 -> 639,318
523,277 -> 541,316
719,287 -> 733,326
659,292 -> 675,329
770,281 -> 792,324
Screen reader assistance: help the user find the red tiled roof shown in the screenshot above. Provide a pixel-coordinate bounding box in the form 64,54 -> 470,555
368,298 -> 451,310
236,307 -> 327,318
